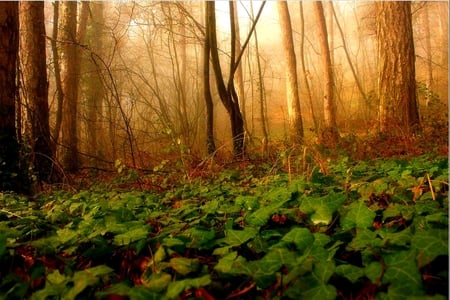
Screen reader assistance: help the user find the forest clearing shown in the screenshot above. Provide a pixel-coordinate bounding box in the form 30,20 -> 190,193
0,1 -> 448,299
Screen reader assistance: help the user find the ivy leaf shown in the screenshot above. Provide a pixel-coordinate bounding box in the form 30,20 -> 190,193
141,272 -> 172,292
220,227 -> 258,247
165,275 -> 211,299
281,227 -> 314,252
245,205 -> 276,226
382,250 -> 424,296
261,247 -> 297,272
411,229 -> 448,268
299,193 -> 346,225
335,264 -> 364,283
169,257 -> 200,276
113,226 -> 149,246
341,201 -> 376,230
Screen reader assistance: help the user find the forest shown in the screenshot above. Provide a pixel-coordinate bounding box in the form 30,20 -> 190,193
0,1 -> 448,299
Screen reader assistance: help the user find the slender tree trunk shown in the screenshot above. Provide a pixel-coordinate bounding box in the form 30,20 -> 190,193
423,4 -> 433,107
377,1 -> 421,135
231,2 -> 250,142
250,0 -> 269,156
86,2 -> 106,166
330,3 -> 367,103
0,3 -> 28,192
313,1 -> 339,143
298,2 -> 318,135
204,2 -> 216,155
19,2 -> 54,182
207,1 -> 245,157
51,2 -> 64,147
60,1 -> 79,172
277,1 -> 303,144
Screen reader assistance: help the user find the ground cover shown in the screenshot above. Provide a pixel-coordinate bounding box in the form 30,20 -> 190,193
0,154 -> 448,299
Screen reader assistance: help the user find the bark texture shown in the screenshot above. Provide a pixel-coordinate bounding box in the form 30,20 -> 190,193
0,3 -> 27,192
377,1 -> 421,135
20,1 -> 54,182
277,1 -> 304,143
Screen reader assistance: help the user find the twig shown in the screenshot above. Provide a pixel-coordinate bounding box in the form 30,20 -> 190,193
426,173 -> 436,201
0,209 -> 22,219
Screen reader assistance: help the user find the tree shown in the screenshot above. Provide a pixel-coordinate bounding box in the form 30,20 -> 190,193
19,2 -> 54,182
203,2 -> 216,155
60,2 -> 79,171
85,2 -> 106,166
0,3 -> 27,192
277,1 -> 303,143
205,1 -> 265,157
376,2 -> 421,135
313,1 -> 339,143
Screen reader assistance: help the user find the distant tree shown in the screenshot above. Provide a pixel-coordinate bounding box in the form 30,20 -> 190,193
276,1 -> 304,143
19,2 -> 55,182
85,2 -> 106,166
313,1 -> 339,143
376,1 -> 421,135
0,2 -> 28,192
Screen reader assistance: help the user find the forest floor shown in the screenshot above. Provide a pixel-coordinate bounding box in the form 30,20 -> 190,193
0,133 -> 448,299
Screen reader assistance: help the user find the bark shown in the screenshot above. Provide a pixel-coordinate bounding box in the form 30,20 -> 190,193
204,2 -> 216,155
51,2 -> 64,146
60,1 -> 79,172
377,1 -> 421,135
19,2 -> 54,182
313,1 -> 339,143
277,1 -> 304,143
0,3 -> 27,192
206,1 -> 245,157
86,2 -> 106,166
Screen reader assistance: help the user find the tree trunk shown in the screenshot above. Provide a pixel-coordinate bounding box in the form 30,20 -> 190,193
86,2 -> 106,166
377,1 -> 421,135
51,2 -> 64,147
298,2 -> 318,135
313,1 -> 339,143
204,1 -> 216,155
19,2 -> 55,183
277,1 -> 304,144
0,3 -> 28,192
206,1 -> 245,157
60,1 -> 79,172
250,0 -> 269,156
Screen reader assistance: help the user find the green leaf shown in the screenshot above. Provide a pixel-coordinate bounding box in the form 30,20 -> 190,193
169,257 -> 200,276
382,250 -> 424,295
299,193 -> 346,225
341,201 -> 376,230
262,247 -> 297,272
348,229 -> 382,251
220,227 -> 258,246
245,205 -> 277,226
165,275 -> 211,299
142,272 -> 172,292
335,264 -> 364,283
364,261 -> 383,283
411,229 -> 448,268
281,227 -> 314,252
113,226 -> 149,246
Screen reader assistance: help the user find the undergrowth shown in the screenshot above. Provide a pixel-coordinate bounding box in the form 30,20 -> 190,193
0,154 -> 448,299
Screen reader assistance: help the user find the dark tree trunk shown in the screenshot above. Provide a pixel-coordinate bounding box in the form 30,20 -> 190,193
20,2 -> 55,183
377,1 -> 421,135
0,3 -> 28,192
204,2 -> 216,155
